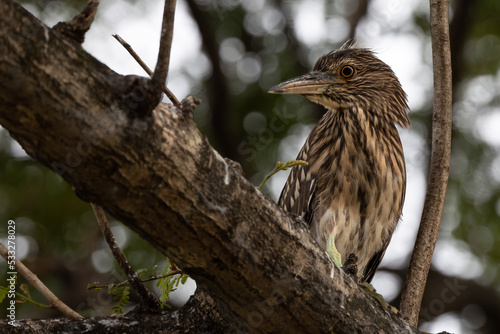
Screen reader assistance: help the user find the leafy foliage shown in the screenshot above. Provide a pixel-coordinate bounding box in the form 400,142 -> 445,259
109,284 -> 130,315
85,259 -> 188,313
0,282 -> 52,309
156,259 -> 189,309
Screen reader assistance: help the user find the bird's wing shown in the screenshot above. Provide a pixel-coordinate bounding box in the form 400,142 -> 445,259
364,173 -> 406,283
278,162 -> 317,223
363,237 -> 391,283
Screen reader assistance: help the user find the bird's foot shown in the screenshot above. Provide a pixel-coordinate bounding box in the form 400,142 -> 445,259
342,253 -> 358,280
326,235 -> 342,268
358,282 -> 398,314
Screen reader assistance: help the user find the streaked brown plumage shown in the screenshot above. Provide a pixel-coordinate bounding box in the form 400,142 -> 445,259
269,45 -> 410,282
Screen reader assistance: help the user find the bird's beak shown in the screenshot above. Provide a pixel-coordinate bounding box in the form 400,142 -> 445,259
268,72 -> 336,95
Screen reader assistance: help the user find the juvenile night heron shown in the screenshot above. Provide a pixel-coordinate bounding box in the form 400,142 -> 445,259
269,45 -> 410,282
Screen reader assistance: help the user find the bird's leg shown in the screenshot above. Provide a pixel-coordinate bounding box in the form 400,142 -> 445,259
326,234 -> 342,268
325,237 -> 397,314
358,282 -> 398,314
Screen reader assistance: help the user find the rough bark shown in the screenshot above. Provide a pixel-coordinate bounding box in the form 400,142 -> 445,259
0,291 -> 229,334
0,1 -> 421,333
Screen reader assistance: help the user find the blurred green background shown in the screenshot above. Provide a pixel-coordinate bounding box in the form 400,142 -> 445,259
1,0 -> 500,333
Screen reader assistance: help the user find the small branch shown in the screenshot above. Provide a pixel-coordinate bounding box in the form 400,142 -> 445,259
52,1 -> 99,44
0,243 -> 82,318
90,203 -> 161,312
400,0 -> 453,327
112,34 -> 179,105
148,0 -> 177,108
87,269 -> 184,291
141,269 -> 184,283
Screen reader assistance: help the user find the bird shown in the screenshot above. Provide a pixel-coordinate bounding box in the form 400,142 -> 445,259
269,44 -> 410,283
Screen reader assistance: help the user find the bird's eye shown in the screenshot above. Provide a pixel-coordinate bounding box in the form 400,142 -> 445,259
341,65 -> 354,78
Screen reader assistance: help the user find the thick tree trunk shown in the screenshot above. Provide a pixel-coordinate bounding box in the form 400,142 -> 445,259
0,1 -> 420,333
0,291 -> 230,334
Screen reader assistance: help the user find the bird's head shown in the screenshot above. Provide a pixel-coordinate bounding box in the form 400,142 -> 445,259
269,47 -> 410,128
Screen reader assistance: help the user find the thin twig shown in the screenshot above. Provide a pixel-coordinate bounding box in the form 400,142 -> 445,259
87,269 -> 184,291
400,0 -> 453,327
148,0 -> 178,106
141,269 -> 184,283
112,34 -> 179,105
15,291 -> 52,309
90,203 -> 160,311
0,242 -> 82,318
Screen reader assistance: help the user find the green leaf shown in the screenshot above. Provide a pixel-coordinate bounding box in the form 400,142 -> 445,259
110,285 -> 131,315
156,258 -> 189,306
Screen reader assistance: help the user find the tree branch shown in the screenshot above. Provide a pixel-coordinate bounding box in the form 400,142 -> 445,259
112,34 -> 179,105
0,290 -> 230,333
0,243 -> 82,318
0,1 -> 421,332
148,0 -> 177,109
400,0 -> 453,327
90,203 -> 160,311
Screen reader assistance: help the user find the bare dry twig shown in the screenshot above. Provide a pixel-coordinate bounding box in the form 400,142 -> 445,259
90,203 -> 160,311
87,268 -> 184,291
112,34 -> 179,105
400,0 -> 453,327
0,242 -> 82,318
